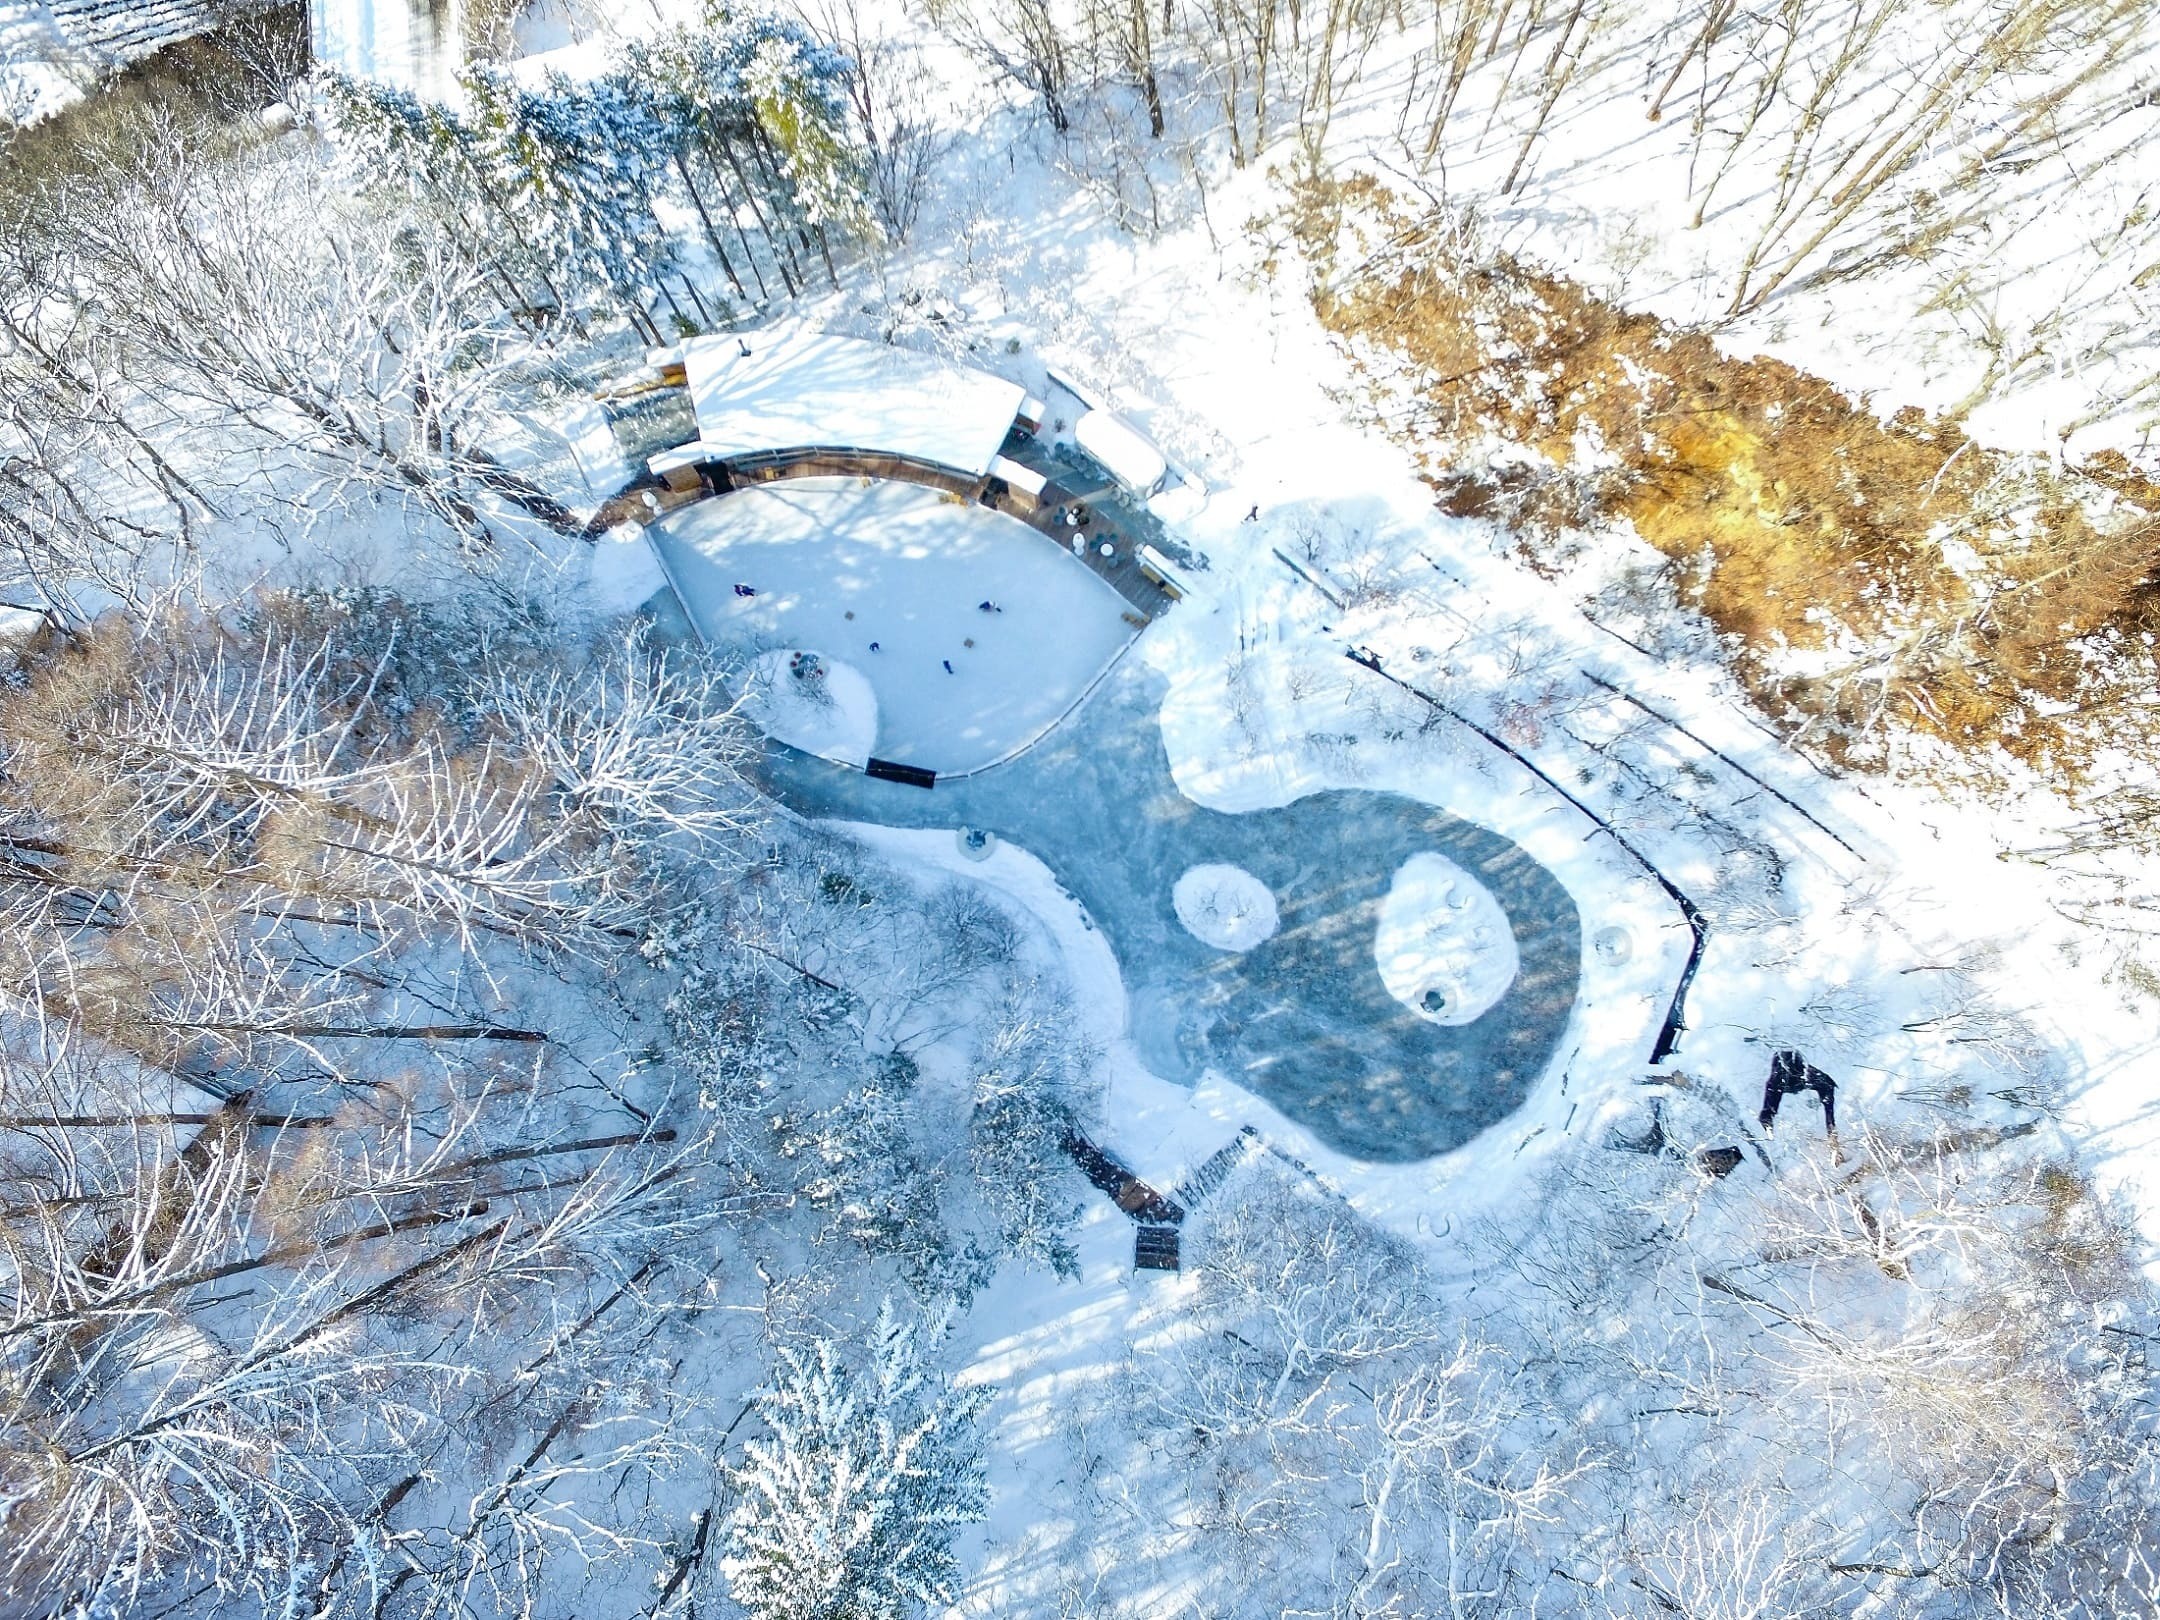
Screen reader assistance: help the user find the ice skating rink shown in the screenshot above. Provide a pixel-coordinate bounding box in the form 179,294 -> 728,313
650,477 -> 1137,774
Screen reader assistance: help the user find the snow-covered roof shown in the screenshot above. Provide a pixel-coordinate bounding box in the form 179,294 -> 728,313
988,454 -> 1047,499
681,331 -> 1027,480
4,0 -> 292,123
1074,409 -> 1168,494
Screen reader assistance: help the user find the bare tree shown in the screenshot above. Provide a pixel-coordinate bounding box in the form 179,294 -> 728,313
926,0 -> 1078,133
12,109 -> 577,566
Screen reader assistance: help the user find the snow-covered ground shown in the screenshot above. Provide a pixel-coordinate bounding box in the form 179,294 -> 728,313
709,84 -> 2160,1603
1170,861 -> 1278,950
1373,851 -> 1519,1025
364,26 -> 2160,1603
1298,5 -> 2160,470
29,7 -> 2160,1609
648,477 -> 1137,774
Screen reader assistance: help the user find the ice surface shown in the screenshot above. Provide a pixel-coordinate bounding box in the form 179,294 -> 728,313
310,0 -> 463,97
647,478 -> 1135,775
758,656 -> 1582,1164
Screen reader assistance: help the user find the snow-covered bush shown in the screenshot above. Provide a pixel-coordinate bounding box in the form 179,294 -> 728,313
965,979 -> 1099,1279
724,1299 -> 988,1620
773,1050 -> 971,1296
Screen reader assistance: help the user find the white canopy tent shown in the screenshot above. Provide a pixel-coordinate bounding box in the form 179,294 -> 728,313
678,331 -> 1027,478
1074,408 -> 1169,494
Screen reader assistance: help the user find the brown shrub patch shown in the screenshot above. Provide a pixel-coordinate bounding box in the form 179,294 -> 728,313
1299,177 -> 2160,780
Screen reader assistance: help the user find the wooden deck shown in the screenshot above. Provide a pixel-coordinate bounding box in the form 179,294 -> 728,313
995,435 -> 1185,621
604,423 -> 1188,623
1024,503 -> 1176,621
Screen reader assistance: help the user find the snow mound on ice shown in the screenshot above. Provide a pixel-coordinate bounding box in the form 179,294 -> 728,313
1374,853 -> 1518,1026
741,649 -> 877,767
1173,863 -> 1279,952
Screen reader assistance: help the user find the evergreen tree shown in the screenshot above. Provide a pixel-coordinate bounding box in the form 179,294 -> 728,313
321,69 -> 571,318
460,66 -> 636,320
967,987 -> 1094,1280
724,1301 -> 989,1620
322,8 -> 875,314
744,31 -> 879,272
774,1053 -> 950,1282
619,9 -> 867,296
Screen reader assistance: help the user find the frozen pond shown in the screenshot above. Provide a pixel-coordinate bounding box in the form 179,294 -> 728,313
650,479 -> 1136,775
758,657 -> 1581,1164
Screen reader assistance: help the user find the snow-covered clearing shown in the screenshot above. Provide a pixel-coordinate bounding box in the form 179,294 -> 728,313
542,19 -> 2160,1597
14,1 -> 2160,1612
649,476 -> 1136,774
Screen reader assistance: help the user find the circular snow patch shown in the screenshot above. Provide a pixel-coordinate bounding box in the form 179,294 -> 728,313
1593,925 -> 1633,966
1174,864 -> 1279,952
1375,853 -> 1519,1026
740,649 -> 877,767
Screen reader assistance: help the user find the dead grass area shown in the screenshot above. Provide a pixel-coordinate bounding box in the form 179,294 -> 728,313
1292,177 -> 2160,781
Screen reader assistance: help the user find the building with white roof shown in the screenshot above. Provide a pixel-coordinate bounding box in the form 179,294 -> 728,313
1074,407 -> 1168,495
675,330 -> 1028,481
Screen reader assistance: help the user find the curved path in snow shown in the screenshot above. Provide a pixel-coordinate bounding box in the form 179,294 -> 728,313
757,657 -> 1581,1164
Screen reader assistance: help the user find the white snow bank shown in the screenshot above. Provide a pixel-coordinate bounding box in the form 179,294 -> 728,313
1172,863 -> 1279,951
681,329 -> 1025,478
1373,853 -> 1520,1026
740,648 -> 877,767
561,517 -> 669,619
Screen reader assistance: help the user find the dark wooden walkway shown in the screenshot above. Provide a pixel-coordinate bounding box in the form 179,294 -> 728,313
1062,1127 -> 1187,1271
1174,1125 -> 1261,1206
996,434 -> 1186,622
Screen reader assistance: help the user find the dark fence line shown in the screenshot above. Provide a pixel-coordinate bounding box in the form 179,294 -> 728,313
1344,647 -> 1709,1065
1579,670 -> 1859,858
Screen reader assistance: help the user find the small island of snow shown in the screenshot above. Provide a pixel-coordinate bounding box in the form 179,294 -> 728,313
1374,853 -> 1520,1026
739,648 -> 878,767
1173,863 -> 1280,952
